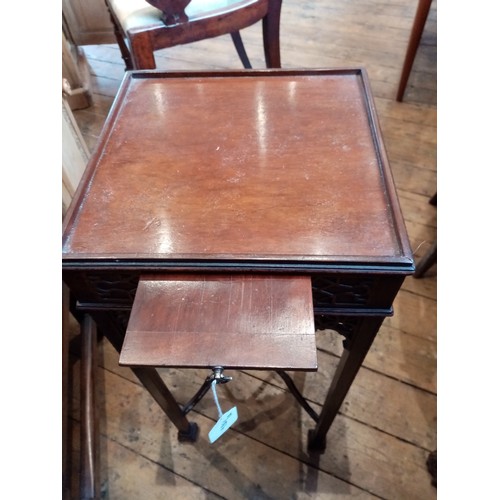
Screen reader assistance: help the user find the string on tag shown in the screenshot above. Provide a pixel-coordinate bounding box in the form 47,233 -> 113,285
211,379 -> 223,418
208,375 -> 238,443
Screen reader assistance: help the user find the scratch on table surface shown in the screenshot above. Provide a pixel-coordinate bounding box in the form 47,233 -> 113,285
142,217 -> 161,231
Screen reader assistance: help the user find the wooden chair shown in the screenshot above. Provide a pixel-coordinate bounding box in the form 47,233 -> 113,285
104,0 -> 282,70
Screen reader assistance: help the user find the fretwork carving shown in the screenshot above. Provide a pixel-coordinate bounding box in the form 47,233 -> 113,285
311,276 -> 373,308
314,314 -> 360,349
86,272 -> 140,304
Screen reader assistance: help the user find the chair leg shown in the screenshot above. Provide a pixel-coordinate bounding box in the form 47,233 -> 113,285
104,0 -> 134,70
262,0 -> 282,68
231,31 -> 252,69
396,0 -> 432,101
414,241 -> 437,278
80,315 -> 100,500
413,191 -> 437,278
130,32 -> 157,69
106,4 -> 156,70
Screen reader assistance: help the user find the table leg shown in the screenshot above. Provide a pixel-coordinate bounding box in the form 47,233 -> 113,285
132,366 -> 199,442
308,315 -> 385,452
87,310 -> 198,442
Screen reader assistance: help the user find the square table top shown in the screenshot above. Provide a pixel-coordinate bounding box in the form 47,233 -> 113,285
62,69 -> 412,269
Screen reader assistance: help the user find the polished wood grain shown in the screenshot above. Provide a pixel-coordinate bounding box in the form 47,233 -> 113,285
120,274 -> 317,370
62,69 -> 411,266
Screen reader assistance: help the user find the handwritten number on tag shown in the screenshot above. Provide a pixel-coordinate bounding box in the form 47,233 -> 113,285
208,406 -> 238,443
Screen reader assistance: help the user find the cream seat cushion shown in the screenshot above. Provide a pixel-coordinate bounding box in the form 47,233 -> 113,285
107,0 -> 261,33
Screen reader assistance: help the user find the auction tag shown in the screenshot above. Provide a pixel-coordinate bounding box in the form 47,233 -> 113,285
208,406 -> 238,444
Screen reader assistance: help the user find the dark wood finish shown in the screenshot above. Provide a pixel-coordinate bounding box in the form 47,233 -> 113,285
79,315 -> 100,499
120,274 -> 317,370
104,0 -> 282,70
62,70 -> 411,264
63,69 -> 413,454
230,31 -> 252,69
308,315 -> 386,451
396,0 -> 433,101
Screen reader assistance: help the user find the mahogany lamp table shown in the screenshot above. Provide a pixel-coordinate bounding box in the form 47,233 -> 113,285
62,68 -> 414,452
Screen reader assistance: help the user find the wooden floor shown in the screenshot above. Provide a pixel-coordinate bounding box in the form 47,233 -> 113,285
67,0 -> 437,498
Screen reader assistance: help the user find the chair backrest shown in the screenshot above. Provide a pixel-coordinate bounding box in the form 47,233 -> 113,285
105,0 -> 281,70
144,0 -> 190,25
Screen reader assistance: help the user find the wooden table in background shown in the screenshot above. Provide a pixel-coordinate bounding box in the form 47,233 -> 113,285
62,68 -> 414,452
